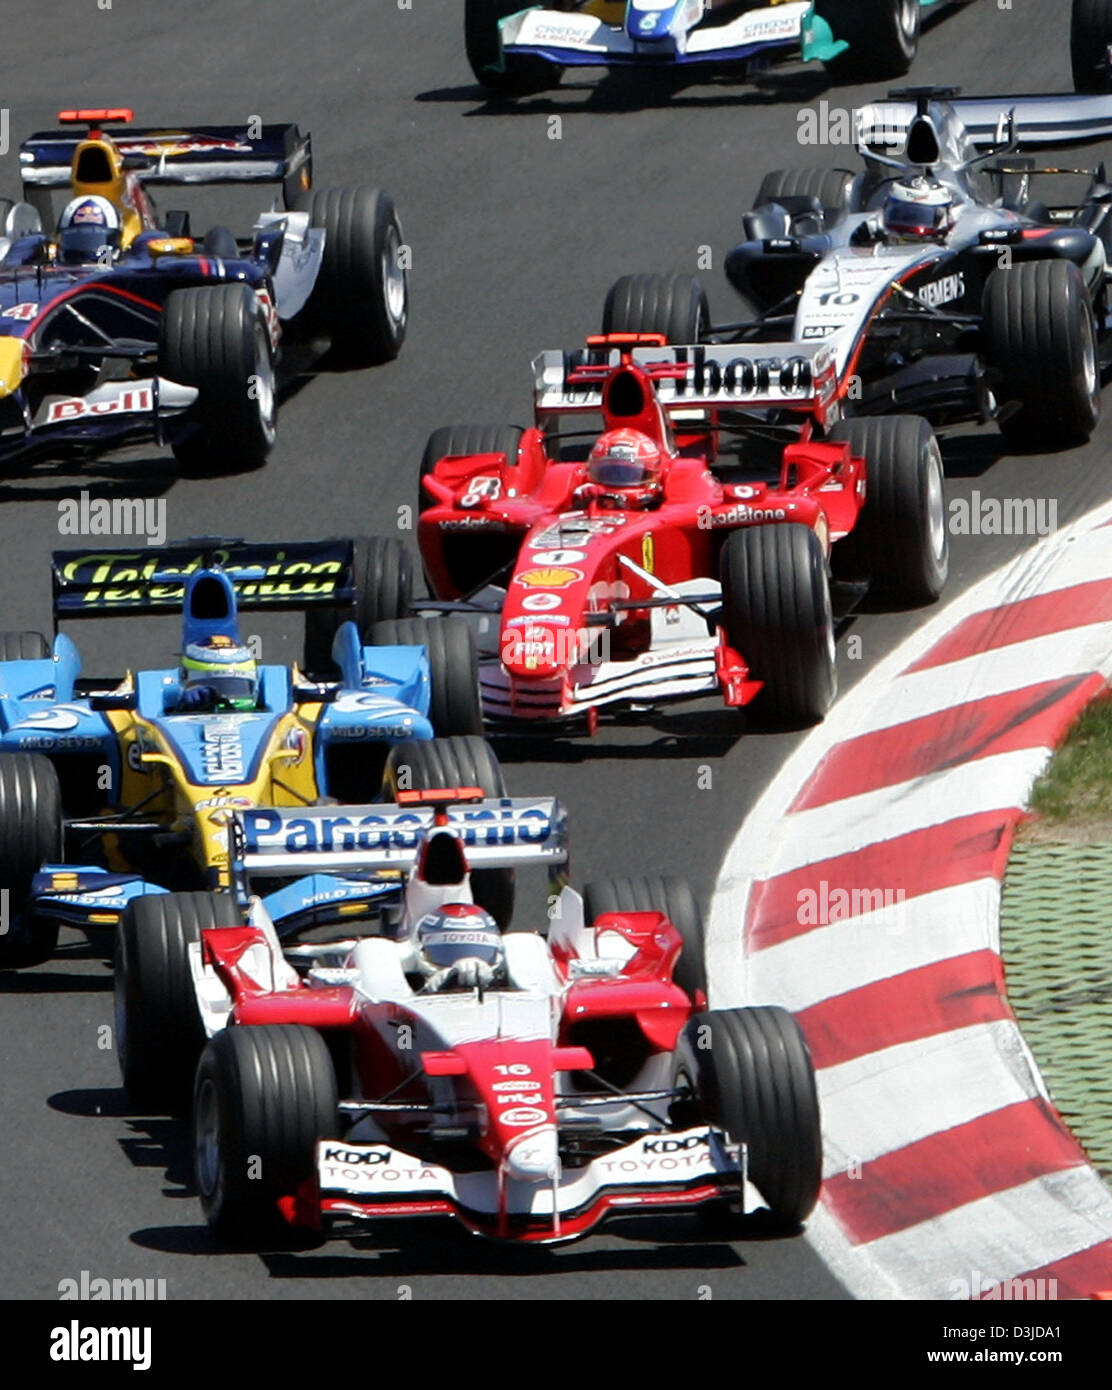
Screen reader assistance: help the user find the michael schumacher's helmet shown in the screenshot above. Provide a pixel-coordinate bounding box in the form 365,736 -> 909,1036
587,429 -> 663,500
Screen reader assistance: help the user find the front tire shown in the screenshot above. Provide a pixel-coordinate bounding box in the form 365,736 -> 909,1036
602,273 -> 710,344
720,524 -> 836,726
161,283 -> 276,473
815,0 -> 919,80
984,260 -> 1101,448
673,1006 -> 822,1228
383,735 -> 513,927
194,1024 -> 338,1244
115,891 -> 238,1111
465,0 -> 564,95
0,753 -> 63,969
301,186 -> 408,365
754,168 -> 856,226
370,617 -> 483,737
828,416 -> 949,605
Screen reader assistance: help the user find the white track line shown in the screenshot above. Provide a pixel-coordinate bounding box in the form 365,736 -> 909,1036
818,1022 -> 1049,1178
752,879 -> 998,1013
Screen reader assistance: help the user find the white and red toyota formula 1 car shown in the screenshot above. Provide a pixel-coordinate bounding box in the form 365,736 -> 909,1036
179,785 -> 821,1246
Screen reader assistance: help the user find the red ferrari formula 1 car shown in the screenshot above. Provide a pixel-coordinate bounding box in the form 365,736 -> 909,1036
417,333 -> 948,729
185,788 -> 821,1246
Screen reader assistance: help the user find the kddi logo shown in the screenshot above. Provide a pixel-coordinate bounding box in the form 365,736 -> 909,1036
322,1146 -> 391,1166
643,1133 -> 710,1155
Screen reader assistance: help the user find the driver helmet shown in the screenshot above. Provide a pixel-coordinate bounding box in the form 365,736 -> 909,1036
415,904 -> 504,981
180,635 -> 259,712
881,179 -> 957,244
56,195 -> 123,265
587,428 -> 663,499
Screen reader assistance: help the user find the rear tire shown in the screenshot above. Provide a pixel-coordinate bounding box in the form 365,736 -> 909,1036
1072,0 -> 1112,91
383,735 -> 513,927
602,273 -> 710,344
720,524 -> 836,726
303,536 -> 414,675
583,875 -> 706,1003
827,416 -> 948,605
673,1006 -> 822,1228
419,424 -> 522,517
984,260 -> 1101,448
0,753 -> 63,969
114,891 -> 239,1112
465,0 -> 564,95
0,631 -> 50,661
754,168 -> 855,225
815,0 -> 919,80
370,617 -> 483,737
301,186 -> 408,365
161,282 -> 276,473
194,1024 -> 338,1245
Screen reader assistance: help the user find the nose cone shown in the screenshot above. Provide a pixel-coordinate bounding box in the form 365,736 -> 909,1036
505,1126 -> 560,1182
628,6 -> 674,42
500,622 -> 562,680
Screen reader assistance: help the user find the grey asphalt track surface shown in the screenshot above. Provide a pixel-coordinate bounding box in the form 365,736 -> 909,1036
0,0 -> 1107,1300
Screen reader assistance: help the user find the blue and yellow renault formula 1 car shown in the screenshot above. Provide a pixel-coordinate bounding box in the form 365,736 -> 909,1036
465,1 -> 976,98
0,537 -> 496,969
0,108 -> 407,471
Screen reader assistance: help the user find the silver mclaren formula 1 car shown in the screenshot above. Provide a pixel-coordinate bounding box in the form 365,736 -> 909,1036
606,87 -> 1112,448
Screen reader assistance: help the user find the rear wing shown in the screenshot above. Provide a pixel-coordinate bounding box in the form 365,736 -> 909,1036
532,341 -> 839,423
857,93 -> 1112,153
231,798 -> 569,876
51,538 -> 357,622
20,122 -> 311,207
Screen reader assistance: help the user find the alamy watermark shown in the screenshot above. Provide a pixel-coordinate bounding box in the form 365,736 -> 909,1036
57,491 -> 167,546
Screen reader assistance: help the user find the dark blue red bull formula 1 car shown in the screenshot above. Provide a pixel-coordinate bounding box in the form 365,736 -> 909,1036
0,108 -> 408,472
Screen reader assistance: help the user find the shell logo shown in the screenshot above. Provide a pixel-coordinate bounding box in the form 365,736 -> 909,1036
515,567 -> 583,589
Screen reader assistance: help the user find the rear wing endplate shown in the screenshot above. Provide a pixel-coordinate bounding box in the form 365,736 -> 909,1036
232,798 -> 569,876
52,538 -> 356,621
20,123 -> 312,207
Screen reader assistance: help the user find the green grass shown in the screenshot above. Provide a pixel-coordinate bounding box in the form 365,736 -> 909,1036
1029,695 -> 1112,825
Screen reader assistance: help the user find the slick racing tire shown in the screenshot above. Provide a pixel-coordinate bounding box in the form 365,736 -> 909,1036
301,186 -> 408,365
1071,0 -> 1112,91
419,424 -> 522,518
602,273 -> 709,345
0,630 -> 50,661
984,260 -> 1101,448
815,0 -> 919,80
370,617 -> 484,738
828,416 -> 949,605
754,168 -> 856,227
302,535 -> 415,676
383,735 -> 514,928
115,892 -> 239,1112
583,876 -> 707,1004
720,524 -> 837,727
466,0 -> 566,96
161,282 -> 277,473
0,753 -> 63,969
194,1024 -> 338,1245
672,1006 -> 822,1228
